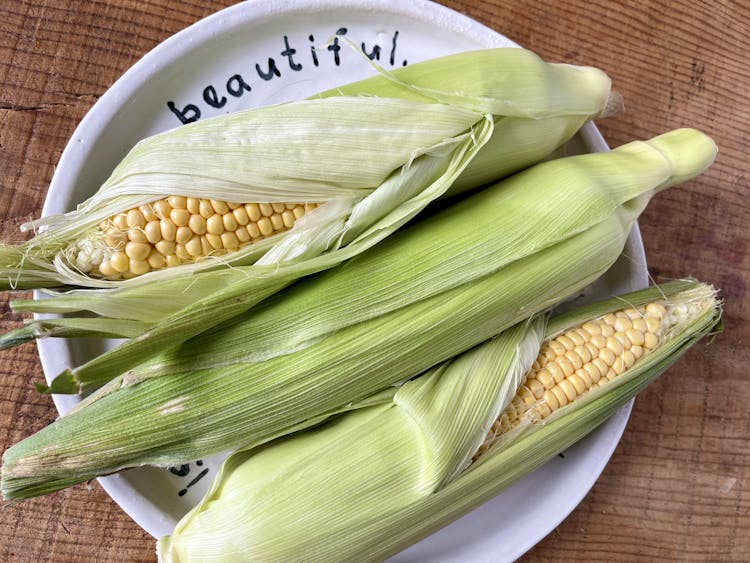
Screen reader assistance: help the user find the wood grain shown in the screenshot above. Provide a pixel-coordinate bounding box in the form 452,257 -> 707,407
0,0 -> 747,561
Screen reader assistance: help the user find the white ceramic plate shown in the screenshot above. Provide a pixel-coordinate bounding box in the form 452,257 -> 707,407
37,1 -> 647,560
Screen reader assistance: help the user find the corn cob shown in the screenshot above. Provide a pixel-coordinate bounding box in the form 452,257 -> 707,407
0,48 -> 611,290
0,128 -> 716,499
155,281 -> 721,563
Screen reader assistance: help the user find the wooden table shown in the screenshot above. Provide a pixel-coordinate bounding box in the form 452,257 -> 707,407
0,1 -> 747,560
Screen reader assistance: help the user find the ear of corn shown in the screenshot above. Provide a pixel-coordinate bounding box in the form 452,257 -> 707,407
155,281 -> 721,563
1,97 -> 487,289
0,48 -> 610,290
37,127 -> 715,394
473,278 -> 710,455
156,318 -> 546,563
0,129 -> 716,499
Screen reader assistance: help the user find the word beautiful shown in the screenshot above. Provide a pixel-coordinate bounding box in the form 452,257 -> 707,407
167,28 -> 406,124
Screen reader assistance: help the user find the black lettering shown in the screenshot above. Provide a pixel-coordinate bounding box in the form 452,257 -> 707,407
389,30 -> 399,66
202,85 -> 227,109
255,58 -> 281,81
309,34 -> 319,66
169,464 -> 190,477
178,468 -> 210,497
167,101 -> 201,124
361,42 -> 381,61
327,27 -> 347,66
281,35 -> 302,71
226,74 -> 252,97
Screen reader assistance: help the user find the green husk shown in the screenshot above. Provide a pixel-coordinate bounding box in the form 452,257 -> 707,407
1,48 -> 614,372
156,280 -> 721,563
0,128 -> 716,499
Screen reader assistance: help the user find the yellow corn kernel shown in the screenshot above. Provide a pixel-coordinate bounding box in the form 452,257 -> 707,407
221,232 -> 240,250
222,213 -> 238,232
147,251 -> 166,270
646,302 -> 667,319
206,214 -> 223,236
185,236 -> 203,258
111,214 -> 128,230
153,200 -> 171,219
564,349 -> 583,370
205,234 -> 223,250
129,259 -> 150,276
235,227 -> 251,243
199,199 -> 214,219
606,336 -> 624,356
556,334 -> 575,350
175,226 -> 193,245
186,197 -> 200,215
189,214 -> 207,236
144,221 -> 162,244
581,321 -> 602,335
546,362 -> 566,384
110,252 -> 129,273
282,210 -> 295,228
160,219 -> 177,242
626,328 -> 645,346
140,204 -> 157,222
246,203 -> 261,222
125,242 -> 150,262
526,378 -> 545,400
233,207 -> 249,226
567,329 -> 586,347
126,228 -> 148,244
200,236 -> 213,256
257,217 -> 274,236
155,240 -> 176,256
211,200 -> 230,215
550,386 -> 568,407
645,317 -> 662,334
168,195 -> 187,209
574,367 -> 593,389
170,208 -> 190,228
599,346 -> 616,366
126,209 -> 146,229
175,244 -> 191,261
97,260 -> 116,278
535,368 -> 555,389
270,214 -> 284,232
